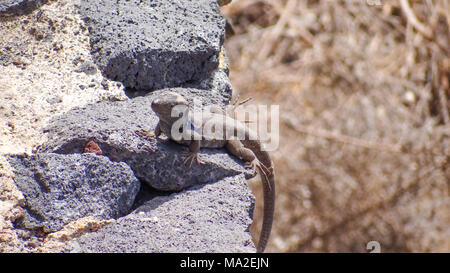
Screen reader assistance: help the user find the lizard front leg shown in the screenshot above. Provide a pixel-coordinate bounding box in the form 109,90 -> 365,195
150,122 -> 170,142
182,140 -> 205,167
154,122 -> 162,138
180,123 -> 206,167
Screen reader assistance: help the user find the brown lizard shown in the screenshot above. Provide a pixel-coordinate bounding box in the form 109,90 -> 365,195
151,91 -> 275,253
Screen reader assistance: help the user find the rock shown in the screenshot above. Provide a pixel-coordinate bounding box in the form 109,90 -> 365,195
0,0 -> 48,15
185,69 -> 233,102
78,0 -> 226,91
65,174 -> 256,253
125,47 -> 233,100
39,216 -> 115,253
183,46 -> 232,100
74,61 -> 98,75
0,155 -> 26,252
1,0 -> 257,253
0,0 -> 128,155
7,153 -> 140,232
39,89 -> 254,191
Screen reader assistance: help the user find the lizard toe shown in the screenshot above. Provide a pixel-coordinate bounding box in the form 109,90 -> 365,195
244,161 -> 255,170
196,157 -> 206,165
182,152 -> 194,167
182,151 -> 204,167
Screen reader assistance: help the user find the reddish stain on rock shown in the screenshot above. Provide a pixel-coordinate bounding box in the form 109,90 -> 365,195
83,140 -> 103,155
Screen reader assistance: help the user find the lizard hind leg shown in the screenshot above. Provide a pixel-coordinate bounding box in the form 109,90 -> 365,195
226,139 -> 272,188
245,159 -> 271,176
245,159 -> 272,191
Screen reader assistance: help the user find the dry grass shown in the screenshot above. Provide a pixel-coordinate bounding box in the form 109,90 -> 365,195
223,0 -> 449,252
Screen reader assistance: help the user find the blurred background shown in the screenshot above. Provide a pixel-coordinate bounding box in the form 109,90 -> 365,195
222,0 -> 449,252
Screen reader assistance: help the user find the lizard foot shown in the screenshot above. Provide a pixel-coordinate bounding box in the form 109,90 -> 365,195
135,129 -> 155,139
245,159 -> 271,175
182,151 -> 205,167
245,159 -> 272,190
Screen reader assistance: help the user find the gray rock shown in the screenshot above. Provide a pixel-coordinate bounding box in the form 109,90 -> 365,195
154,87 -> 232,107
183,46 -> 232,100
7,153 -> 140,232
66,174 -> 256,253
74,61 -> 98,75
0,0 -> 48,15
185,69 -> 232,102
40,89 -> 254,191
78,0 -> 226,91
0,0 -> 21,12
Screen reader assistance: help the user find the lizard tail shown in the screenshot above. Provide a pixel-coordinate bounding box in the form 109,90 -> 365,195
230,130 -> 275,253
256,164 -> 275,253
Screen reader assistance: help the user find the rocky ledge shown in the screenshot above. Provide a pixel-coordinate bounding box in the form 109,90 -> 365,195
0,0 -> 256,252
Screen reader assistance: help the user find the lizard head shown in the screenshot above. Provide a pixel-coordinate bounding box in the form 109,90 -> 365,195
151,92 -> 189,122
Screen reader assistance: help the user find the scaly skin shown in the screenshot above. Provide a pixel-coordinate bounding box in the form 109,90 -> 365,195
151,92 -> 275,253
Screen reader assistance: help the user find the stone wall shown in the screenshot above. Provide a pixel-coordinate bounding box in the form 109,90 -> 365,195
0,0 -> 255,252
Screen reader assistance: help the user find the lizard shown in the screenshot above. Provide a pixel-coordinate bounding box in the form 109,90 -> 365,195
150,91 -> 275,253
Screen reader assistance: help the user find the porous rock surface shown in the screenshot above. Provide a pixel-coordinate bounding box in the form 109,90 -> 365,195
78,0 -> 226,91
0,0 -> 256,253
0,0 -> 48,15
66,175 -> 255,253
7,153 -> 140,232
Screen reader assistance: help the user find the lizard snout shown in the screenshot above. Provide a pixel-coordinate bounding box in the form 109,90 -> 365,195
150,99 -> 159,111
151,92 -> 189,118
151,98 -> 160,107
